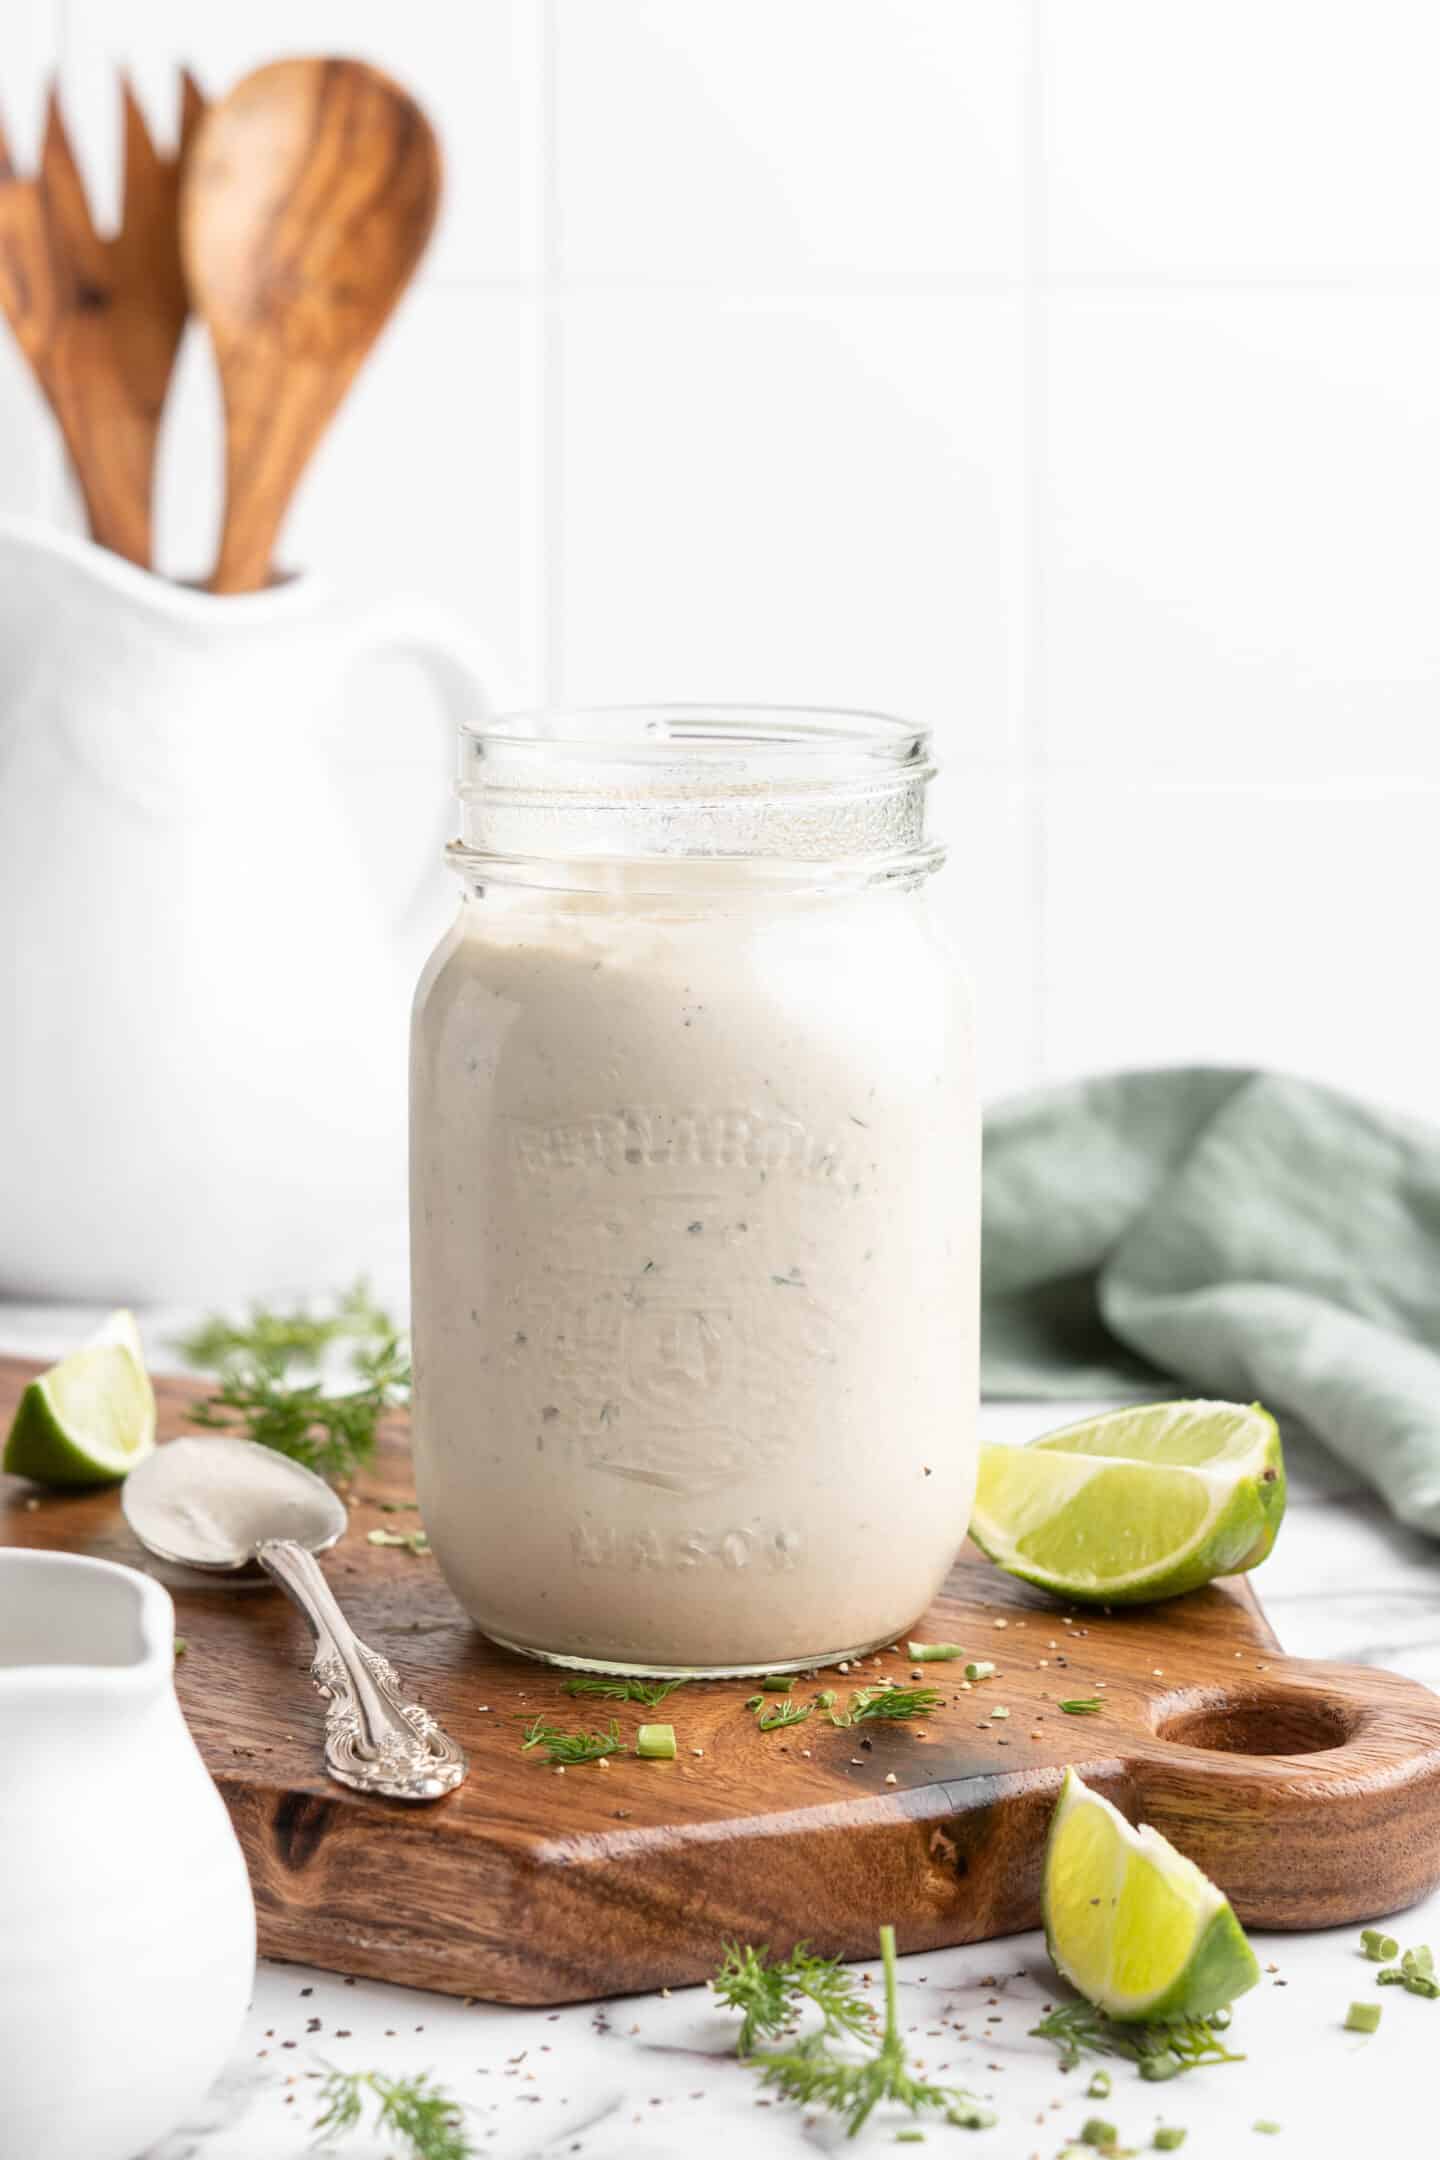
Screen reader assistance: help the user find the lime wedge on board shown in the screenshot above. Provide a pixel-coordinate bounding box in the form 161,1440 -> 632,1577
969,1399 -> 1285,1605
3,1311 -> 157,1487
1044,1767 -> 1260,2022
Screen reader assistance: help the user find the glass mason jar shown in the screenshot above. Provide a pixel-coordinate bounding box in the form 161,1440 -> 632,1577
409,706 -> 978,1676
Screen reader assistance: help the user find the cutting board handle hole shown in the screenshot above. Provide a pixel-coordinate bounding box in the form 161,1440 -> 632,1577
1157,1694 -> 1356,1757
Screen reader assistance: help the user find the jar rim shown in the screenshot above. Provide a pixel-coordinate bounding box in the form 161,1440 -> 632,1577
469,701 -> 928,766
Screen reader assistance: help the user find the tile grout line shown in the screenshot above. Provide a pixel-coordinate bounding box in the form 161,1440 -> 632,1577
1021,0 -> 1050,1085
539,0 -> 565,709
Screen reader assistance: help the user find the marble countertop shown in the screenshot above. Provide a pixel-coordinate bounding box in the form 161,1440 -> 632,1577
4,1309 -> 1436,2160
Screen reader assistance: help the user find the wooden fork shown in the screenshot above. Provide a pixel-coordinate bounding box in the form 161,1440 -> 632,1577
0,73 -> 204,568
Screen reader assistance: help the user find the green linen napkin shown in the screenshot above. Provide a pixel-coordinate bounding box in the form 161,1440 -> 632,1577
982,1068 -> 1440,1536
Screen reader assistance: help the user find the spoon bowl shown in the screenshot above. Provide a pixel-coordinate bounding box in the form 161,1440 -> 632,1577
122,1432 -> 345,1572
181,57 -> 441,594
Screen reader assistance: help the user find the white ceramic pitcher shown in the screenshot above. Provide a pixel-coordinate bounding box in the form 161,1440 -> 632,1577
0,1550 -> 256,2160
0,515 -> 495,1304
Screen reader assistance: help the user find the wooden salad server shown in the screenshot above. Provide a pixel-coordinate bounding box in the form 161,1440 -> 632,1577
181,57 -> 441,595
0,74 -> 203,568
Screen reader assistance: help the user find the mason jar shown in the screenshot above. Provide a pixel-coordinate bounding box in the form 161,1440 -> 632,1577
409,705 -> 977,1675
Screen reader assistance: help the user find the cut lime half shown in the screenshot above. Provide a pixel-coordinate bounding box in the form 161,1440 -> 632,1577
969,1399 -> 1285,1605
3,1311 -> 157,1487
1043,1767 -> 1259,2022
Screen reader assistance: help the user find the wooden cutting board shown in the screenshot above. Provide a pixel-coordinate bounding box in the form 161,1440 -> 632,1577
5,1354 -> 1440,2006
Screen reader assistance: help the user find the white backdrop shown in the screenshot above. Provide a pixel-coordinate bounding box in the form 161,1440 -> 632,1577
1,1 -> 1434,1114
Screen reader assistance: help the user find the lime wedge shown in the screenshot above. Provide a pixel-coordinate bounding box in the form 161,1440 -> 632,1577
969,1399 -> 1285,1605
1044,1767 -> 1260,2021
3,1311 -> 157,1487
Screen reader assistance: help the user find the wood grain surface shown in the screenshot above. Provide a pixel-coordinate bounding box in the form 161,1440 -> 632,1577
181,57 -> 440,594
5,1354 -> 1440,2006
0,76 -> 202,567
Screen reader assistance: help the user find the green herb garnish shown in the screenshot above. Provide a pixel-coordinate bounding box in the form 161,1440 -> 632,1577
759,1674 -> 795,1691
636,1723 -> 677,1759
1030,1998 -> 1244,2081
745,1694 -> 764,1711
1087,2069 -> 1112,2099
519,1716 -> 623,1766
564,1675 -> 683,1708
906,1642 -> 966,1663
1252,2122 -> 1281,2136
832,1685 -> 940,1729
367,1527 -> 431,1555
1153,2133 -> 1187,2152
1059,1698 -> 1104,1715
178,1281 -> 409,1483
717,1927 -> 994,2135
759,1699 -> 813,1732
1361,1928 -> 1399,1962
312,2067 -> 470,2159
713,1938 -> 878,2055
1082,2123 -> 1118,2149
964,1660 -> 995,1682
1344,2001 -> 1381,2032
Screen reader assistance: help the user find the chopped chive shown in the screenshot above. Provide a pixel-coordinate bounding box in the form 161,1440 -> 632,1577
1406,1973 -> 1440,1998
1361,1928 -> 1400,1962
1252,2123 -> 1282,2136
173,1637 -> 188,1656
1138,2052 -> 1183,2082
744,1694 -> 764,1712
636,1724 -> 677,1760
1403,1944 -> 1434,1978
1154,2132 -> 1187,2152
1086,2069 -> 1111,2099
758,1675 -> 793,1692
815,1688 -> 837,1709
964,1660 -> 995,1682
1376,1967 -> 1409,1986
1344,2001 -> 1381,2033
907,1642 -> 966,1663
1082,2120 -> 1117,2148
1207,2007 -> 1232,2031
894,2135 -> 926,2145
1059,1698 -> 1104,1715
989,1706 -> 1010,1720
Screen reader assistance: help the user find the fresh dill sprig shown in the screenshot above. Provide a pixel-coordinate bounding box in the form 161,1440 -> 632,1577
178,1280 -> 409,1483
712,1940 -> 878,2054
312,2066 -> 470,2159
1030,1997 -> 1245,2081
831,1684 -> 941,1729
759,1699 -> 813,1731
563,1675 -> 684,1707
519,1715 -> 624,1765
723,1926 -> 994,2136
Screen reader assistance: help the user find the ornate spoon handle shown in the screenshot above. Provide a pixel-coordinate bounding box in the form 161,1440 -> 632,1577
256,1538 -> 467,1801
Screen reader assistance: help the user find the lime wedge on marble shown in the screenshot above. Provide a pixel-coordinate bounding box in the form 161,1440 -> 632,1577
3,1311 -> 156,1486
1044,1767 -> 1260,2022
969,1399 -> 1285,1605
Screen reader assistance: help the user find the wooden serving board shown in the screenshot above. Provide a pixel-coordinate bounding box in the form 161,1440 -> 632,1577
6,1355 -> 1440,2006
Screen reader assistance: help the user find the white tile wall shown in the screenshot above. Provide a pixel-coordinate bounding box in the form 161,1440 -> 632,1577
3,1 -> 1438,1116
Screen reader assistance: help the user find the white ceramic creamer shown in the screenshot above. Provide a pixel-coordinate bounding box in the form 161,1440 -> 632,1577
0,1550 -> 256,2160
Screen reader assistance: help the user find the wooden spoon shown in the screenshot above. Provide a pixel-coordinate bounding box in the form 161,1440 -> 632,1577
181,57 -> 441,595
0,73 -> 203,567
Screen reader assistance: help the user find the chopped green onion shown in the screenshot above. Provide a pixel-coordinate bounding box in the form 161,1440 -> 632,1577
636,1723 -> 677,1760
1138,2052 -> 1183,2082
1154,2132 -> 1187,2152
1361,1928 -> 1400,1962
1207,2007 -> 1232,2031
815,1688 -> 837,1709
758,1675 -> 793,1691
173,1637 -> 188,1656
1059,1698 -> 1104,1715
1082,2121 -> 1117,2148
1406,1973 -> 1440,1999
744,1694 -> 763,1712
1086,2069 -> 1111,2099
906,1642 -> 966,1663
1252,2123 -> 1282,2136
1376,1967 -> 1408,1986
1344,2001 -> 1381,2033
989,1706 -> 1010,1720
894,2136 -> 926,2146
964,1660 -> 995,1682
1403,1944 -> 1434,1977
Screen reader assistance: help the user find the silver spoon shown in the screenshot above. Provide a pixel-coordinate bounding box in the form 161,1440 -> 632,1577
122,1435 -> 466,1802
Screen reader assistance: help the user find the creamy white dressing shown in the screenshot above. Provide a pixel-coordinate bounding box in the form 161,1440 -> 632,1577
409,873 -> 978,1674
